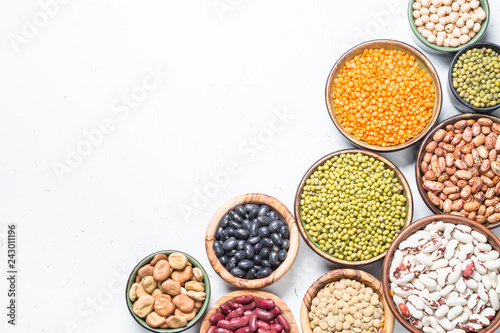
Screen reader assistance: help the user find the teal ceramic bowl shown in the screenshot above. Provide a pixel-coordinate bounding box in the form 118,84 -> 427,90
126,250 -> 211,333
408,0 -> 490,55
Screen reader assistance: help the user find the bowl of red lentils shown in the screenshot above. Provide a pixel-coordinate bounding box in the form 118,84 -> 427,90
326,39 -> 442,152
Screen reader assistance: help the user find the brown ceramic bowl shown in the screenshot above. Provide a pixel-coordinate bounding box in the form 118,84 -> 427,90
325,39 -> 442,152
200,290 -> 299,333
301,269 -> 395,333
294,149 -> 414,266
205,193 -> 299,289
381,215 -> 500,333
415,113 -> 500,229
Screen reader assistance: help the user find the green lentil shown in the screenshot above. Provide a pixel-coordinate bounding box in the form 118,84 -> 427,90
300,153 -> 407,261
452,47 -> 500,108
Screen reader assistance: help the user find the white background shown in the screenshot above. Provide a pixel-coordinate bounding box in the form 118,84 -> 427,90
1,1 -> 500,332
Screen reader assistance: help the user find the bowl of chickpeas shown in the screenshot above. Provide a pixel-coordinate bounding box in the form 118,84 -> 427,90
408,0 -> 490,55
301,269 -> 395,333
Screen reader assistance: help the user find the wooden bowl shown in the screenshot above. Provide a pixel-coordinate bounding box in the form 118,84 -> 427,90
205,193 -> 299,289
126,250 -> 211,333
381,215 -> 500,333
415,113 -> 500,229
294,149 -> 414,266
301,269 -> 395,333
325,39 -> 442,152
200,290 -> 299,333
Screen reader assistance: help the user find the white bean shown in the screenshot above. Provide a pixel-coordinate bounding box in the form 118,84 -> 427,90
407,302 -> 423,319
444,240 -> 458,260
470,313 -> 490,326
447,305 -> 463,320
447,264 -> 461,284
477,282 -> 489,302
456,277 -> 467,293
435,304 -> 449,318
437,316 -> 454,331
468,294 -> 480,309
489,288 -> 500,310
446,296 -> 467,307
484,258 -> 500,270
408,294 -> 425,310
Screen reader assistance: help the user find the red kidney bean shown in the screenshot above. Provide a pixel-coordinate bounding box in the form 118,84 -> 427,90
207,326 -> 217,333
257,329 -> 274,333
235,328 -> 251,333
248,314 -> 258,332
234,295 -> 255,305
217,320 -> 235,331
269,306 -> 281,316
243,302 -> 256,311
227,307 -> 244,321
270,324 -> 282,332
268,319 -> 277,325
227,301 -> 243,310
220,304 -> 232,315
256,320 -> 271,330
210,312 -> 226,325
216,329 -> 234,333
230,315 -> 250,328
244,310 -> 254,317
256,298 -> 275,310
254,308 -> 274,321
276,315 -> 290,332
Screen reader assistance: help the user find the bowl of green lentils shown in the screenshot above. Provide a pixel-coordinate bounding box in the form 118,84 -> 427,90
448,42 -> 500,113
294,149 -> 414,266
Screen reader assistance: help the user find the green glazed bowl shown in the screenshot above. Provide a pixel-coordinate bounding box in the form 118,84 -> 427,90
408,0 -> 490,55
126,250 -> 211,333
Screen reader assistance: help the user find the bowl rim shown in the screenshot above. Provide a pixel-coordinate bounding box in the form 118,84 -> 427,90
407,0 -> 491,53
199,289 -> 299,333
125,250 -> 211,333
300,268 -> 395,333
294,148 -> 414,266
447,41 -> 500,113
414,112 -> 500,229
325,38 -> 442,152
381,214 -> 500,333
205,193 -> 299,289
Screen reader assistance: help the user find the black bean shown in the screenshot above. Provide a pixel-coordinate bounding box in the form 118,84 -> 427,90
259,247 -> 270,259
230,267 -> 245,278
267,211 -> 279,220
268,220 -> 281,234
219,255 -> 229,265
238,259 -> 254,270
253,242 -> 264,252
247,236 -> 261,245
253,265 -> 262,271
261,259 -> 271,268
261,237 -> 273,248
250,221 -> 259,237
248,209 -> 258,220
244,203 -> 259,213
234,250 -> 246,261
245,268 -> 256,279
258,227 -> 269,238
237,239 -> 246,250
255,267 -> 271,278
271,245 -> 281,253
281,239 -> 290,250
225,249 -> 237,257
257,205 -> 270,217
223,237 -> 237,251
278,249 -> 287,261
270,233 -> 283,246
218,228 -> 228,242
279,225 -> 290,239
269,251 -> 279,265
242,219 -> 251,231
226,257 -> 237,271
279,219 -> 287,227
234,228 -> 250,239
213,241 -> 224,257
226,227 -> 235,237
257,216 -> 272,225
244,243 -> 254,259
229,210 -> 243,222
228,220 -> 241,229
235,205 -> 246,217
220,214 -> 230,228
253,255 -> 262,265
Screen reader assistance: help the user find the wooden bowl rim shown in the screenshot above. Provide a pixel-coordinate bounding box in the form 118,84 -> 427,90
205,193 -> 299,289
125,250 -> 211,333
414,113 -> 500,229
325,38 -> 442,152
294,149 -> 414,266
300,268 -> 395,333
381,214 -> 500,333
199,290 -> 299,333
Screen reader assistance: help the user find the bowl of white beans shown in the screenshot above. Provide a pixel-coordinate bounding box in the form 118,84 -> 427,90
382,215 -> 500,333
408,0 -> 490,55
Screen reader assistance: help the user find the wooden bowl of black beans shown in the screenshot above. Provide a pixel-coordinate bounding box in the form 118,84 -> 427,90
205,193 -> 300,289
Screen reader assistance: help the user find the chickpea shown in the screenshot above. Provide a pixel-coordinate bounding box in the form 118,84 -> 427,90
422,0 -> 431,7
456,18 -> 465,28
430,14 -> 439,23
429,5 -> 437,14
428,34 -> 437,44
